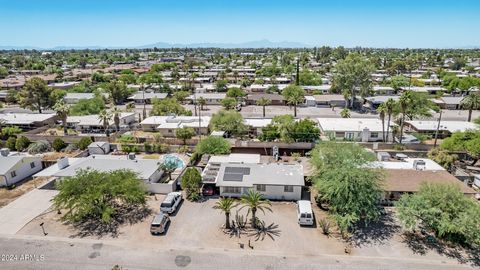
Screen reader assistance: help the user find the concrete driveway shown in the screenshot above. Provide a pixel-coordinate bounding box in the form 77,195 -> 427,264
0,188 -> 58,235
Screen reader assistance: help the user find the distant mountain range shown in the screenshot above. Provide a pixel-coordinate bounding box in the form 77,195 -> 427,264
0,40 -> 311,51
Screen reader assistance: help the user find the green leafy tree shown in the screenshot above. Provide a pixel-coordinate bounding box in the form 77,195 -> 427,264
299,70 -> 322,85
396,183 -> 480,247
174,91 -> 191,104
427,148 -> 457,170
176,126 -> 195,145
215,79 -> 228,92
15,136 -> 31,152
18,77 -> 53,113
282,84 -> 305,117
69,97 -> 105,116
256,97 -> 271,118
440,130 -> 480,164
461,93 -> 480,122
180,167 -> 202,201
195,136 -> 231,155
240,189 -> 272,228
390,75 -> 409,92
6,136 -> 17,151
150,98 -> 192,116
76,137 -> 93,150
197,97 -> 206,111
226,87 -> 246,99
1,126 -> 22,140
106,80 -> 131,105
52,138 -> 66,152
332,53 -> 374,108
213,197 -> 237,229
210,110 -> 247,137
53,169 -> 147,224
310,142 -> 384,235
289,118 -> 320,143
221,97 -> 237,110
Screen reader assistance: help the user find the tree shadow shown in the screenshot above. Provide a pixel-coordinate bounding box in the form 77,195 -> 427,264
247,220 -> 281,242
67,204 -> 152,238
351,211 -> 401,248
402,232 -> 480,268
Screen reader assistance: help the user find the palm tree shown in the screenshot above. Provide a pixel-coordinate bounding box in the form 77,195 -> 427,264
213,197 -> 237,230
340,108 -> 351,118
461,93 -> 480,122
240,189 -> 272,229
197,97 -> 206,111
53,101 -> 70,135
111,107 -> 122,132
256,97 -> 271,117
98,109 -> 113,137
377,103 -> 387,142
398,91 -> 413,144
384,98 -> 397,143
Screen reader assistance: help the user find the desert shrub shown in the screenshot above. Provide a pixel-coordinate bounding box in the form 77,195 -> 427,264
177,145 -> 189,153
318,218 -> 331,235
144,142 -> 152,153
76,137 -> 93,150
15,136 -> 31,151
154,143 -> 169,153
27,140 -> 52,154
52,138 -> 66,152
63,143 -> 78,153
6,137 -> 16,150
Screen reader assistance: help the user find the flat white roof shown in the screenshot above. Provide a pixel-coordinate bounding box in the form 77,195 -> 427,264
208,154 -> 261,164
406,120 -> 478,132
67,112 -> 134,127
370,158 -> 445,171
141,115 -> 211,129
216,163 -> 304,187
0,113 -> 56,125
317,118 -> 391,133
244,118 -> 272,128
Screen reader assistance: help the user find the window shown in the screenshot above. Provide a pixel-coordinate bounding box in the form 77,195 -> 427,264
371,132 -> 378,138
256,184 -> 266,192
345,132 -> 355,140
284,186 -> 294,192
223,187 -> 241,194
10,171 -> 16,178
168,129 -> 173,133
30,162 -> 36,168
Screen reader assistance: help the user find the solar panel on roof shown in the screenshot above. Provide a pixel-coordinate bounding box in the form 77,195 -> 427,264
223,167 -> 250,182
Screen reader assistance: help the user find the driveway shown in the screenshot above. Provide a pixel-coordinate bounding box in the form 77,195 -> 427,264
0,189 -> 58,235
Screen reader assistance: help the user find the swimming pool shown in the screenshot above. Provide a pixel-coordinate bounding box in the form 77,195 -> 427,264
162,154 -> 185,169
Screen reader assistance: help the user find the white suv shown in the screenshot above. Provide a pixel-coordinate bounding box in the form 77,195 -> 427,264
160,192 -> 183,214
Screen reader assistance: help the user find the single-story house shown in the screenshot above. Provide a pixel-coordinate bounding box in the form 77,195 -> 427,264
301,85 -> 331,94
128,92 -> 168,104
317,118 -> 393,142
404,120 -> 478,138
431,96 -> 464,110
34,156 -> 175,194
244,118 -> 273,136
201,154 -> 261,183
140,115 -> 211,137
63,93 -> 95,104
186,93 -> 226,105
215,163 -> 304,201
312,94 -> 346,108
401,86 -> 447,94
363,96 -> 399,111
246,93 -> 285,106
49,81 -> 81,90
372,86 -> 395,95
67,112 -> 135,133
371,158 -> 477,202
0,150 -> 43,187
0,113 -> 57,130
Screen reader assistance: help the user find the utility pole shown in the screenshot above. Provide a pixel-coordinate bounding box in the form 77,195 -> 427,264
434,110 -> 443,148
295,59 -> 300,86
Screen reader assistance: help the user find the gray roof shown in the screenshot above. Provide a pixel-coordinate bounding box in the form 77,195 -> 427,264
216,163 -> 304,187
0,156 -> 39,175
52,158 -> 161,180
129,92 -> 168,100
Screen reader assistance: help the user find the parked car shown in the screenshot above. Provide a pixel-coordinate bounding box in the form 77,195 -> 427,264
160,192 -> 183,214
150,213 -> 170,235
202,185 -> 214,196
297,200 -> 314,226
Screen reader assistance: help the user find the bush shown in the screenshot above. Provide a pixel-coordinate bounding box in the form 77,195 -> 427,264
27,140 -> 52,154
393,144 -> 405,151
6,137 -> 16,150
195,136 -> 231,155
177,145 -> 189,153
318,218 -> 331,235
15,136 -> 31,151
76,137 -> 93,150
63,143 -> 78,153
154,143 -> 169,154
144,142 -> 152,153
52,138 -> 66,152
1,126 -> 22,140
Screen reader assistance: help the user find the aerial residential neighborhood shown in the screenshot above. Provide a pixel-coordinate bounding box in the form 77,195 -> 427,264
1,1 -> 480,270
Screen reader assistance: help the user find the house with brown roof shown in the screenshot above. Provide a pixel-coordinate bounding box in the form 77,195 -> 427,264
246,93 -> 285,106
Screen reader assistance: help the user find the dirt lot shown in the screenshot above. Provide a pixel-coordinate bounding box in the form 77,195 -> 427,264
0,177 -> 51,208
18,195 -> 346,256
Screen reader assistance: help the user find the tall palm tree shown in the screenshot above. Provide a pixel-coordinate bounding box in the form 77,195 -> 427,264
377,103 -> 387,142
53,101 -> 70,135
256,97 -> 271,117
197,97 -> 206,111
213,197 -> 237,230
461,93 -> 480,122
398,91 -> 413,144
111,107 -> 122,132
384,98 -> 397,143
240,189 -> 272,229
98,109 -> 113,137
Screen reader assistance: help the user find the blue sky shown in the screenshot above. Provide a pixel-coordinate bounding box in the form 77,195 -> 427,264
1,0 -> 479,48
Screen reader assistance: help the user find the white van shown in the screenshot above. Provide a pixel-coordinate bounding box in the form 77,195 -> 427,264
160,192 -> 183,214
297,200 -> 314,226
